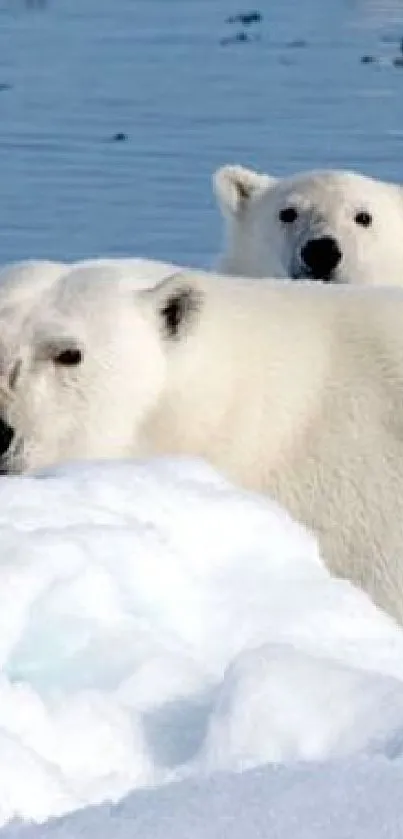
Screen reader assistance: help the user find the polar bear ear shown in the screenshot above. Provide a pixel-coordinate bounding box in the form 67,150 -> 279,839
213,164 -> 277,217
140,274 -> 203,340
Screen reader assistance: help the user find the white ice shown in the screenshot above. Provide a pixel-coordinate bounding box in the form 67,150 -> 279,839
0,456 -> 402,834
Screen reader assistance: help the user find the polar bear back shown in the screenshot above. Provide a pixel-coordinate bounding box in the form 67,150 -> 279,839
140,273 -> 403,622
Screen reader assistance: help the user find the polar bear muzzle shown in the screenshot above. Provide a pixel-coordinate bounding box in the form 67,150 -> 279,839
299,236 -> 342,281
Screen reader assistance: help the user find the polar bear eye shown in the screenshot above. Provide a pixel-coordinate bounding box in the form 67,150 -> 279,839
354,210 -> 372,227
54,348 -> 82,367
279,207 -> 298,224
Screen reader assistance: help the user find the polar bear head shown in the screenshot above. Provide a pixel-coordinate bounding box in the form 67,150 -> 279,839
0,259 -> 67,319
214,164 -> 403,285
0,261 -> 191,473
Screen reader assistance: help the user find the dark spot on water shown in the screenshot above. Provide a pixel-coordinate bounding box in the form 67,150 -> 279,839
0,83 -> 12,92
360,55 -> 376,64
226,11 -> 262,25
221,8 -> 262,46
220,30 -> 262,46
220,31 -> 251,46
393,56 -> 403,67
286,39 -> 307,49
110,132 -> 128,142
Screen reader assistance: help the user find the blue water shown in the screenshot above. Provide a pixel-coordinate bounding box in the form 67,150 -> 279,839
0,0 -> 403,267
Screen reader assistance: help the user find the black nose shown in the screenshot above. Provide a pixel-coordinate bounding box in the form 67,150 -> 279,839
0,417 -> 14,458
300,236 -> 342,279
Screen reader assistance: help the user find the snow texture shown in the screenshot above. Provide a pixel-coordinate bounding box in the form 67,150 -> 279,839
0,457 -> 402,836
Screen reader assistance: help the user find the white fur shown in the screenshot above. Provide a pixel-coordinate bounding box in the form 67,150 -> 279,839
0,257 -> 180,314
0,259 -> 67,309
62,257 -> 181,290
214,164 -> 403,284
0,256 -> 180,365
3,264 -> 403,624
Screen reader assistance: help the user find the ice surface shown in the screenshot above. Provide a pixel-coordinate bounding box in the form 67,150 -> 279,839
0,457 -> 402,832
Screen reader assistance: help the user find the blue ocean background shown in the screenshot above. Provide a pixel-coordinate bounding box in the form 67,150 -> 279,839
0,0 -> 402,268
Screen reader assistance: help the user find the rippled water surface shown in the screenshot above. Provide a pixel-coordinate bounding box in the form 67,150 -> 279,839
0,0 -> 403,266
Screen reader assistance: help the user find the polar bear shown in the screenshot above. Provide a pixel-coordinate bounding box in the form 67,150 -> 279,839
0,260 -> 68,362
0,256 -> 181,348
0,257 -> 180,306
1,262 -> 403,623
0,257 -> 181,303
0,259 -> 67,309
214,164 -> 403,285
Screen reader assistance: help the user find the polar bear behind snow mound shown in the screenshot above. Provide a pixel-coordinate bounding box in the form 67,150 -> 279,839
1,261 -> 403,623
214,164 -> 403,285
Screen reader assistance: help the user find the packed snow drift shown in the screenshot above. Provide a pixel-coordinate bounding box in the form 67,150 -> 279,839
0,457 -> 403,834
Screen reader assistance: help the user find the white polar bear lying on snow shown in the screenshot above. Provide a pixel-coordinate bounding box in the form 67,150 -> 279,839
214,164 -> 403,285
1,261 -> 403,622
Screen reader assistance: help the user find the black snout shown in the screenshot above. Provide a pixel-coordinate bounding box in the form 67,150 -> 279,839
0,417 -> 14,458
300,236 -> 342,280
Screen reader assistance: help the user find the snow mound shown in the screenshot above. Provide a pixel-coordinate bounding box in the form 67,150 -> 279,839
0,456 -> 402,828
